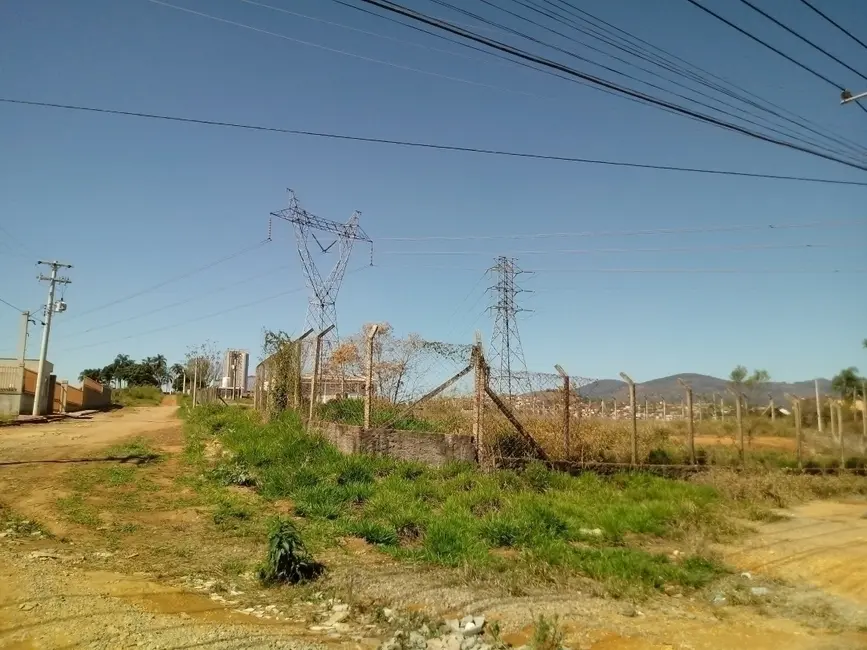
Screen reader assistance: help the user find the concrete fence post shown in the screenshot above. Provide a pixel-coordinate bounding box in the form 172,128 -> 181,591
619,373 -> 637,466
60,380 -> 68,413
363,324 -> 379,430
308,325 -> 335,424
733,390 -> 744,466
837,403 -> 845,467
679,379 -> 695,465
555,365 -> 570,460
787,394 -> 802,470
862,381 -> 867,454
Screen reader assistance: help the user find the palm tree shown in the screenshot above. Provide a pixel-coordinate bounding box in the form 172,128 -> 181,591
170,363 -> 186,392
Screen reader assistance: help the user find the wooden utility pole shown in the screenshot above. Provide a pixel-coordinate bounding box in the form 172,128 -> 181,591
555,365 -> 570,459
815,379 -> 823,433
679,379 -> 695,464
620,373 -> 638,466
363,325 -> 379,430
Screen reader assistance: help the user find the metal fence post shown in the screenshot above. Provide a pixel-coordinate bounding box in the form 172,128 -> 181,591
363,324 -> 379,430
620,372 -> 637,466
555,365 -> 570,460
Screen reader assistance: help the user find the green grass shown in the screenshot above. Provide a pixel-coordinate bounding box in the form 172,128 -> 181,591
317,397 -> 446,432
104,437 -> 162,462
184,405 -> 730,595
57,494 -> 102,526
113,385 -> 164,407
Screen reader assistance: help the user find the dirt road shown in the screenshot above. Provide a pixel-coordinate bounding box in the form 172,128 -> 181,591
1,405 -> 865,650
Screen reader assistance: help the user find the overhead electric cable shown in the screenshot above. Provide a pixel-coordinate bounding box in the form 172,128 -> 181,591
538,0 -> 867,155
682,0 -> 844,90
4,97 -> 867,186
736,0 -> 867,83
798,0 -> 867,53
379,218 -> 865,242
355,0 -> 867,172
64,238 -> 269,321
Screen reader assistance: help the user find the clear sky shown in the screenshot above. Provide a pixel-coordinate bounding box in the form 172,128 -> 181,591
1,0 -> 865,385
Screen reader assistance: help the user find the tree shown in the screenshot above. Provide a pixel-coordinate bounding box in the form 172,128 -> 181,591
340,323 -> 425,403
744,368 -> 771,408
185,341 -> 221,389
79,368 -> 101,382
170,363 -> 186,392
831,366 -> 862,402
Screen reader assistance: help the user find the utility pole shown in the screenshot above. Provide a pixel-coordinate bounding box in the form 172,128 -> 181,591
815,379 -> 823,432
32,261 -> 72,416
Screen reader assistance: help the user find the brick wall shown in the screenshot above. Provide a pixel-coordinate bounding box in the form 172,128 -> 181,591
317,421 -> 477,466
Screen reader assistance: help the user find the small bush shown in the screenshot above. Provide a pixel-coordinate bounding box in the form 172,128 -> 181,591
531,615 -> 565,650
258,517 -> 322,585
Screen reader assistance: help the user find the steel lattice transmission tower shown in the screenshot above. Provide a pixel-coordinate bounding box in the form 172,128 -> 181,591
271,190 -> 372,353
487,256 -> 531,400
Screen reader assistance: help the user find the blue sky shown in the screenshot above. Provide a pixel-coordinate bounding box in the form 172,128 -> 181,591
1,0 -> 865,385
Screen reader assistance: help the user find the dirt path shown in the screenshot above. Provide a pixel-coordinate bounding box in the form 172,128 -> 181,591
1,405 -> 866,649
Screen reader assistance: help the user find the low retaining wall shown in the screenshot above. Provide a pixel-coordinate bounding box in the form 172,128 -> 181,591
318,421 -> 477,466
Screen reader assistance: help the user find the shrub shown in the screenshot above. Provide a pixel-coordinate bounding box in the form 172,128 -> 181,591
258,517 -> 322,584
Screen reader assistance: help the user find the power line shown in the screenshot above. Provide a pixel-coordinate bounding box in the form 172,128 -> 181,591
64,238 -> 269,322
147,0 -> 547,101
53,285 -> 307,354
4,97 -> 867,186
376,262 -> 867,274
379,218 -> 865,241
799,0 -> 867,54
356,0 -> 867,172
455,0 -> 863,161
378,242 -> 860,256
56,263 -> 293,342
52,265 -> 371,353
0,296 -> 24,312
736,0 -> 867,84
539,0 -> 867,157
682,0 -> 843,90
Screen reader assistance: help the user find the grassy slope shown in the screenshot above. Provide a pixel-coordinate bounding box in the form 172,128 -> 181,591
113,386 -> 163,407
184,405 -> 730,595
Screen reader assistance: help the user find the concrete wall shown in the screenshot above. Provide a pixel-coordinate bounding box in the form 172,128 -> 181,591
318,420 -> 477,466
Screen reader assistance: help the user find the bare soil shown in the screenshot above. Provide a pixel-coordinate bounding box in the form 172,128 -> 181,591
1,404 -> 865,649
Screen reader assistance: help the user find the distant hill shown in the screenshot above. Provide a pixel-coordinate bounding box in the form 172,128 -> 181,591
578,374 -> 833,404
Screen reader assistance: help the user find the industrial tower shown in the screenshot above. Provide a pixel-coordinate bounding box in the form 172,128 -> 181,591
271,190 -> 372,355
487,256 -> 531,400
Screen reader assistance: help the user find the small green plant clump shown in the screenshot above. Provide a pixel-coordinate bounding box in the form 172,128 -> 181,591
257,517 -> 323,585
530,615 -> 565,650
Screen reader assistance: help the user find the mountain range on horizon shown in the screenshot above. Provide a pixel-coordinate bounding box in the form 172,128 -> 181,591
576,373 -> 833,404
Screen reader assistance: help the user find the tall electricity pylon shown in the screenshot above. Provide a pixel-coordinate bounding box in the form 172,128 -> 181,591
487,256 -> 531,400
271,190 -> 372,355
